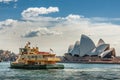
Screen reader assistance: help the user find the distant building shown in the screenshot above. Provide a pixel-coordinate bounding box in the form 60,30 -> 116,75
68,34 -> 116,58
0,50 -> 17,61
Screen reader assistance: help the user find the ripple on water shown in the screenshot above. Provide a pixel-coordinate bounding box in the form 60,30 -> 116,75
0,62 -> 120,80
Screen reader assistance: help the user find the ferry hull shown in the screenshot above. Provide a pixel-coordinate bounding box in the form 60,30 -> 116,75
10,63 -> 64,69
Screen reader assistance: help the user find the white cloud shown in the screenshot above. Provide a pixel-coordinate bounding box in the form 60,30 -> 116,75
0,19 -> 17,29
56,14 -> 86,20
65,14 -> 81,20
0,0 -> 17,3
1,8 -> 120,56
89,17 -> 120,24
22,27 -> 62,38
21,7 -> 59,18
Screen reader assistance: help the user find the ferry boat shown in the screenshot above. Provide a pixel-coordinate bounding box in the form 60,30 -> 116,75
10,42 -> 64,69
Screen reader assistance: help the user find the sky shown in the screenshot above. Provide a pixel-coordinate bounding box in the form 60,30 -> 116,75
1,0 -> 120,56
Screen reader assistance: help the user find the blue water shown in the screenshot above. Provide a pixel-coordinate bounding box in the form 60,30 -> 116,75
0,62 -> 120,80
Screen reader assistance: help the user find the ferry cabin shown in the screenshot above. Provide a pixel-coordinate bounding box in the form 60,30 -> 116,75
14,47 -> 60,65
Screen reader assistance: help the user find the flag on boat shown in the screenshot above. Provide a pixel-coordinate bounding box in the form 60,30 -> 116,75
50,48 -> 54,53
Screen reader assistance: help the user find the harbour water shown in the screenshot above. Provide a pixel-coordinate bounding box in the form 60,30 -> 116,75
0,62 -> 120,80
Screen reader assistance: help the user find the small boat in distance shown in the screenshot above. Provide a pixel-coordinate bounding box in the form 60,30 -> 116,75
10,42 -> 64,69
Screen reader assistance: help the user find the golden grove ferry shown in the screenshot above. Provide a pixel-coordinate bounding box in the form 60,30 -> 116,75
10,42 -> 64,69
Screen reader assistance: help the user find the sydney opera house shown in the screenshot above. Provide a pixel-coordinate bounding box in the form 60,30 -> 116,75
68,34 -> 115,58
61,34 -> 120,63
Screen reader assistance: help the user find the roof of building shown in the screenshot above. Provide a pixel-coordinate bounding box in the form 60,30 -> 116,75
99,48 -> 114,58
68,34 -> 115,57
97,38 -> 105,47
68,45 -> 74,53
71,41 -> 80,56
90,44 -> 109,56
79,34 -> 95,56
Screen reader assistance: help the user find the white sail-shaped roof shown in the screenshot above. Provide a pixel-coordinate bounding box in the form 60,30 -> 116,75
99,48 -> 113,58
67,34 -> 116,58
79,34 -> 95,56
97,39 -> 105,47
68,45 -> 74,53
71,41 -> 80,56
90,44 -> 109,56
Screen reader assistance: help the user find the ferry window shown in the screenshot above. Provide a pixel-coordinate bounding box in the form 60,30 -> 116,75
31,56 -> 34,58
35,56 -> 37,59
38,55 -> 42,58
28,56 -> 30,59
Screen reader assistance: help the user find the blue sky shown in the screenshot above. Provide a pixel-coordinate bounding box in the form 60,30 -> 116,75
1,0 -> 120,21
1,0 -> 120,56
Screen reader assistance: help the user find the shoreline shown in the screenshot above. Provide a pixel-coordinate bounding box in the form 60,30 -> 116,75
58,56 -> 120,64
58,61 -> 120,64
